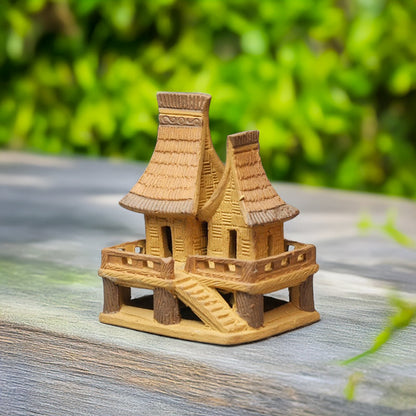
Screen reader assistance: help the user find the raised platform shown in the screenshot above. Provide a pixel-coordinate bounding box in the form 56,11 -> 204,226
99,301 -> 320,345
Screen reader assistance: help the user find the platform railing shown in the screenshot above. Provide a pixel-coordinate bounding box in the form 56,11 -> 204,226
114,239 -> 146,254
254,241 -> 316,281
185,240 -> 316,284
100,240 -> 174,280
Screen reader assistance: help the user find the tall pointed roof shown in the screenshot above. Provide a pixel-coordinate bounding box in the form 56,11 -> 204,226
199,130 -> 299,226
119,92 -> 224,216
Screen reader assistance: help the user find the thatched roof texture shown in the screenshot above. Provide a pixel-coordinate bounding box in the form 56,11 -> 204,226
120,92 -> 224,216
200,130 -> 299,226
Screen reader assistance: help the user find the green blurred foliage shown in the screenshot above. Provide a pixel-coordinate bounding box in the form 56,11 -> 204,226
342,293 -> 416,400
358,209 -> 416,247
1,0 -> 416,197
342,294 -> 416,367
344,371 -> 364,401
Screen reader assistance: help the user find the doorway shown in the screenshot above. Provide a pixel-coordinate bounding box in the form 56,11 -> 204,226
161,226 -> 173,257
229,229 -> 237,258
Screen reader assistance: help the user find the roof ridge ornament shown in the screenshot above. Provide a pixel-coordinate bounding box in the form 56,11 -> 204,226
228,130 -> 259,148
157,92 -> 211,113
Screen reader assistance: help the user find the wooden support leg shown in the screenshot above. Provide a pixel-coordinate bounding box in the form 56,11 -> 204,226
102,278 -> 130,313
289,275 -> 315,312
153,288 -> 181,325
235,292 -> 264,328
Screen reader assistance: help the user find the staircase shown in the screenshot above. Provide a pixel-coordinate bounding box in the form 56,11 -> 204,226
174,272 -> 249,332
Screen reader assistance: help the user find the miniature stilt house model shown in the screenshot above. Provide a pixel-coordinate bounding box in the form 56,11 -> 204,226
99,92 -> 320,345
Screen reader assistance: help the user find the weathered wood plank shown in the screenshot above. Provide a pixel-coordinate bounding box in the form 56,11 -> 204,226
1,151 -> 415,415
2,320 -> 414,416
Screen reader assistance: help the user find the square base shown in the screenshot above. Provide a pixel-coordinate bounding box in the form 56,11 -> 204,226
99,301 -> 320,345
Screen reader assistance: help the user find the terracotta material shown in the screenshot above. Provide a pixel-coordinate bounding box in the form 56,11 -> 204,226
98,92 -> 320,345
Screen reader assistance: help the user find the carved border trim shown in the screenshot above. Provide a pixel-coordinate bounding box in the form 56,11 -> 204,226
159,115 -> 202,127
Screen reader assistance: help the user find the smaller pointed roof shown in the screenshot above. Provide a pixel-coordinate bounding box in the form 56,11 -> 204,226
199,130 -> 299,226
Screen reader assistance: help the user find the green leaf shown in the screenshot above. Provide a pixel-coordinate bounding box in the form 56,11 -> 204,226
6,31 -> 24,59
389,64 -> 416,95
344,372 -> 364,401
6,9 -> 31,37
74,56 -> 97,90
241,29 -> 267,55
382,209 -> 416,248
357,212 -> 374,232
342,294 -> 416,365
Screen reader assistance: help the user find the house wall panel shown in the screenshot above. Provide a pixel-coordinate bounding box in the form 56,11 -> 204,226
253,223 -> 284,259
208,175 -> 255,259
145,216 -> 207,262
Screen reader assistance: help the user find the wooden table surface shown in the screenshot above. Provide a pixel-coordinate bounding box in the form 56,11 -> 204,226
1,151 -> 415,416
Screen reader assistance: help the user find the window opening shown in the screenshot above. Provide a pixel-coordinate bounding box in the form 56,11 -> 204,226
161,226 -> 173,257
201,221 -> 208,255
267,234 -> 273,257
229,229 -> 237,258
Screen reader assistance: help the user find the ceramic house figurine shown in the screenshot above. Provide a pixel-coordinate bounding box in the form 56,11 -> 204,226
98,92 -> 320,345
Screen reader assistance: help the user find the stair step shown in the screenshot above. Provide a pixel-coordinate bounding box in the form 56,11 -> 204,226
194,293 -> 209,301
203,299 -> 216,305
174,273 -> 249,332
180,282 -> 197,290
208,304 -> 223,310
222,318 -> 238,326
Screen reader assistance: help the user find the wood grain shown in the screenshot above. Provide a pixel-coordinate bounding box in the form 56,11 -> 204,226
102,278 -> 130,313
153,287 -> 181,324
2,321 -> 414,416
289,275 -> 315,312
235,292 -> 264,328
1,151 -> 416,415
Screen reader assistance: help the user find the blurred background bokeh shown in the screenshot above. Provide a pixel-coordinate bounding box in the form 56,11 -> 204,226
1,0 -> 415,197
